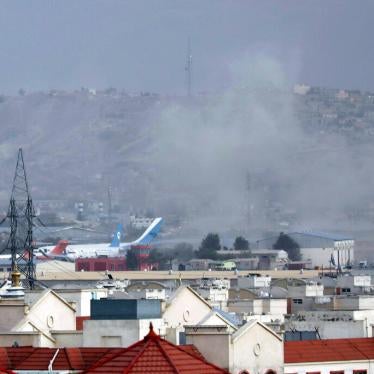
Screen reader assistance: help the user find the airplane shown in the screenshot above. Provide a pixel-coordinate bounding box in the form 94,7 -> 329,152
64,218 -> 163,261
0,240 -> 70,271
34,240 -> 69,261
36,223 -> 123,257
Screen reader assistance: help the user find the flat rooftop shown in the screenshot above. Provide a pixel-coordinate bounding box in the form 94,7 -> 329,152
16,269 -> 319,282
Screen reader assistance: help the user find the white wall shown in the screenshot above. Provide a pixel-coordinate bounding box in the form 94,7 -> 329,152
0,303 -> 25,331
186,329 -> 231,371
56,289 -> 108,316
285,360 -> 373,374
82,318 -> 164,347
186,322 -> 283,374
230,322 -> 283,374
163,287 -> 212,329
300,247 -> 334,268
52,331 -> 83,347
238,276 -> 271,289
18,292 -> 76,332
228,299 -> 287,316
0,332 -> 49,347
289,319 -> 366,339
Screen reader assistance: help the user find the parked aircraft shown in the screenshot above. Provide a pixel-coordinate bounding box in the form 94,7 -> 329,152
36,223 -> 122,256
64,218 -> 163,260
0,240 -> 70,271
35,240 -> 69,260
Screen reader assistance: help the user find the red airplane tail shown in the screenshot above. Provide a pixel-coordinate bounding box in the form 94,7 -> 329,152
49,240 -> 69,255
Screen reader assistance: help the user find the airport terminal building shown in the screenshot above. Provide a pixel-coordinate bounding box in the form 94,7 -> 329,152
257,232 -> 354,269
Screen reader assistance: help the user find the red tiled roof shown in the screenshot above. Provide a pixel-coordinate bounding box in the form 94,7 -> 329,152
84,324 -> 229,374
285,337 -> 374,363
179,345 -> 205,360
0,327 -> 228,374
0,347 -> 112,371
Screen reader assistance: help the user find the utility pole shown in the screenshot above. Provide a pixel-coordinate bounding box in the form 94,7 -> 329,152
3,149 -> 36,288
107,185 -> 112,224
185,38 -> 192,97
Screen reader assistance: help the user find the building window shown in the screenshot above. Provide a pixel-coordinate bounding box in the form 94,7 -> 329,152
342,288 -> 351,293
293,299 -> 303,304
330,371 -> 344,374
307,372 -> 321,374
353,371 -> 367,374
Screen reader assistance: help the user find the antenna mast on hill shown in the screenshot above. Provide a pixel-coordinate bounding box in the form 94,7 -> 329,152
185,38 -> 192,97
4,149 -> 36,288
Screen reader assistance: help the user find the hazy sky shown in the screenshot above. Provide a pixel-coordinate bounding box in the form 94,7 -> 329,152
0,0 -> 373,94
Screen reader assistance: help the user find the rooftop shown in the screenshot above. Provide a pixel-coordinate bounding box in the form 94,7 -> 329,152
86,323 -> 228,373
285,337 -> 374,363
30,268 -> 320,281
0,325 -> 228,373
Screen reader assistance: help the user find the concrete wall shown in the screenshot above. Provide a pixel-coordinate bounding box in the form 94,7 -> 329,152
289,319 -> 366,339
301,247 -> 334,267
163,288 -> 212,329
82,318 -> 164,347
237,276 -> 271,289
228,298 -> 287,316
186,322 -> 283,374
19,292 -> 76,332
288,310 -> 374,339
127,289 -> 166,300
185,328 -> 231,371
337,275 -> 371,288
52,331 -> 83,347
333,295 -> 374,311
55,289 -> 108,316
0,303 -> 25,331
231,323 -> 283,374
0,332 -> 47,347
300,247 -> 354,268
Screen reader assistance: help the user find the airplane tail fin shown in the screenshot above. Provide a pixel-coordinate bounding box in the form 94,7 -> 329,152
110,224 -> 123,247
50,240 -> 69,255
132,218 -> 163,246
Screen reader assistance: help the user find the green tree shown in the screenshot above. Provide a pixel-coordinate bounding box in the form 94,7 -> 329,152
196,233 -> 221,259
126,248 -> 139,270
273,232 -> 301,261
233,236 -> 250,251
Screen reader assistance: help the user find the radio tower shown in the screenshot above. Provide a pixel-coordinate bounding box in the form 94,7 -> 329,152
185,38 -> 192,97
4,149 -> 36,289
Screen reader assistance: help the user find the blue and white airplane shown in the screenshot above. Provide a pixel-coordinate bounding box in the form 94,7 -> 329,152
64,217 -> 163,260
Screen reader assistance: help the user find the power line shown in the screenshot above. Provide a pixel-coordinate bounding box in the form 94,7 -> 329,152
1,149 -> 36,288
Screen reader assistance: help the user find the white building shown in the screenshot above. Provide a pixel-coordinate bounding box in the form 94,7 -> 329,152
287,309 -> 374,339
83,318 -> 165,347
0,289 -> 79,348
186,320 -> 283,374
257,232 -> 354,268
237,274 -> 272,289
129,215 -> 154,230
